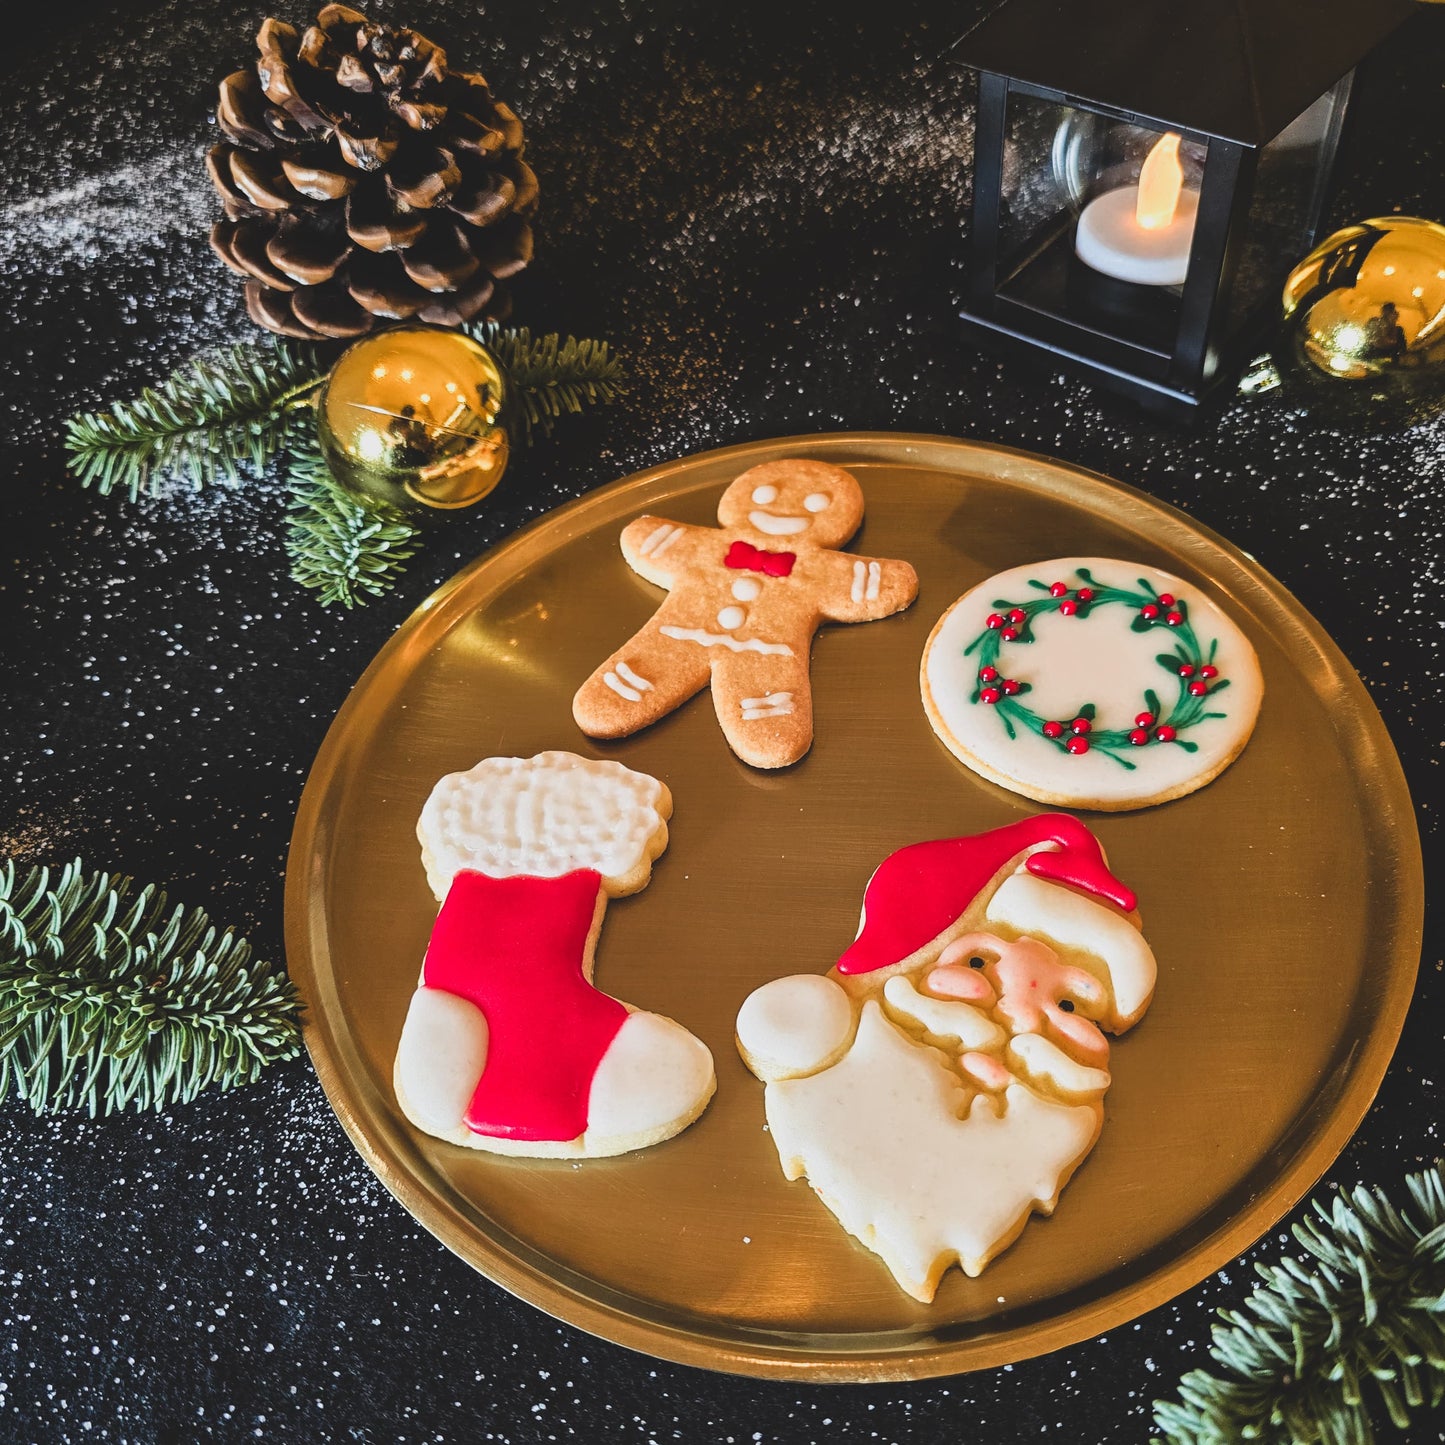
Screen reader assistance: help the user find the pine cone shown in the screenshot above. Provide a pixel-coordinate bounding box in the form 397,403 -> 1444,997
207,5 -> 536,340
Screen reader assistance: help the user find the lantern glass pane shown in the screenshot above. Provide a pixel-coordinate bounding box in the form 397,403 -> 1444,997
1223,77 -> 1354,339
996,88 -> 1209,357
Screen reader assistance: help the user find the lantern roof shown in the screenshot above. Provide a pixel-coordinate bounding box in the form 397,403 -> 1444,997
950,0 -> 1414,146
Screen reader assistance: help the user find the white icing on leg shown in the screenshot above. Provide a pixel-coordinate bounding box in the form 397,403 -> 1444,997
613,660 -> 652,692
986,873 -> 1156,1029
736,974 -> 853,1082
584,1011 -> 715,1148
740,690 -> 794,721
395,987 -> 489,1137
866,561 -> 881,601
660,625 -> 793,656
851,560 -> 867,603
603,671 -> 642,702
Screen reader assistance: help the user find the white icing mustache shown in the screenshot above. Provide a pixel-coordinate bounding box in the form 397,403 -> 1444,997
749,511 -> 809,536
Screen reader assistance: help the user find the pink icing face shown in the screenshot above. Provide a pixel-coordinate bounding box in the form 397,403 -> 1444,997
928,932 -> 1111,1067
715,459 -> 865,549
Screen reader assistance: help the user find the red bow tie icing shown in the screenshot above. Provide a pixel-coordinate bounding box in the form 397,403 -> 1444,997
725,539 -> 796,577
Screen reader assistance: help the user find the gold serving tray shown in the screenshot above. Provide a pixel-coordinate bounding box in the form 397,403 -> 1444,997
286,433 -> 1422,1381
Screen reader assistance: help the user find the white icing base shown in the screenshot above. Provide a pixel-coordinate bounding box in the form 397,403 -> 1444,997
417,751 -> 669,900
766,1004 -> 1098,1300
922,558 -> 1263,810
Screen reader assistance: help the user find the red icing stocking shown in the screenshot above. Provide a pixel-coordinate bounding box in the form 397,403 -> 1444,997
836,814 -> 1136,976
422,868 -> 628,1142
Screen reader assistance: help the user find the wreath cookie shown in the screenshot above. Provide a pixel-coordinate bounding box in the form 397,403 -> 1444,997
921,559 -> 1263,811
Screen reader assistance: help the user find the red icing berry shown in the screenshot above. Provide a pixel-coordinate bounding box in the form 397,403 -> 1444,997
1135,712 -> 1155,727
980,686 -> 1002,705
1128,727 -> 1150,746
1200,665 -> 1219,679
1156,724 -> 1178,742
1071,717 -> 1091,735
1188,679 -> 1209,696
1001,627 -> 1019,641
1002,678 -> 1021,695
986,613 -> 1004,630
1049,581 -> 1069,597
1066,735 -> 1090,755
1178,664 -> 1196,678
978,666 -> 999,683
1008,608 -> 1027,624
1042,720 -> 1065,739
1141,603 -> 1160,621
1076,587 -> 1094,602
1166,610 -> 1184,627
1059,599 -> 1078,616
1157,592 -> 1175,607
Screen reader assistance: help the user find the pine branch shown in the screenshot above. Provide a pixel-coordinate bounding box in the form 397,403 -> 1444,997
0,860 -> 303,1116
64,339 -> 326,499
1153,1165 -> 1445,1445
283,430 -> 423,608
466,321 -> 627,446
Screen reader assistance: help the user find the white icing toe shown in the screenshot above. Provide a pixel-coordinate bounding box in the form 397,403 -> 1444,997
584,1012 -> 716,1148
395,987 -> 489,1137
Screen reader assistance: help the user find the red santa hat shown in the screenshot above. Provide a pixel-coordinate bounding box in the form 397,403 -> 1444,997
836,814 -> 1136,977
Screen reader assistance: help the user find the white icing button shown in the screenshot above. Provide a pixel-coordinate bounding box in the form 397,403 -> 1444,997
751,484 -> 779,504
736,974 -> 853,1081
717,604 -> 747,630
731,577 -> 762,602
803,492 -> 830,512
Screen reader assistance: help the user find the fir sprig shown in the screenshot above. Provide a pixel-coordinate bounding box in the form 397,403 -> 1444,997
1153,1165 -> 1445,1445
466,320 -> 628,445
0,860 -> 302,1116
65,339 -> 324,499
283,429 -> 422,608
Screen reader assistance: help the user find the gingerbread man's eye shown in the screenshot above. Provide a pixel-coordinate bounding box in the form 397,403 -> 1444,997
804,493 -> 830,513
1058,999 -> 1076,1013
751,484 -> 779,504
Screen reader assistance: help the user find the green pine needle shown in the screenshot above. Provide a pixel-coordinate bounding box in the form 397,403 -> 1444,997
64,339 -> 325,499
467,321 -> 628,446
283,431 -> 423,608
0,859 -> 303,1116
1153,1165 -> 1445,1445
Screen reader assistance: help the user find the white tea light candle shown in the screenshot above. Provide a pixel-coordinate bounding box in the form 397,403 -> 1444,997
1075,132 -> 1199,287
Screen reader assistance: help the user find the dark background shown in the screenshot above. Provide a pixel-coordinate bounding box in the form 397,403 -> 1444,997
2,1 -> 1442,1441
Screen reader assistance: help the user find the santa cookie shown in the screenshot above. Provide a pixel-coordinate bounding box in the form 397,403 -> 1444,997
395,751 -> 716,1159
922,559 -> 1263,810
573,459 -> 918,769
735,814 -> 1156,1302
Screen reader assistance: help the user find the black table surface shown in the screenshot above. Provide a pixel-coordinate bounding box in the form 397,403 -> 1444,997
3,2 -> 1442,1441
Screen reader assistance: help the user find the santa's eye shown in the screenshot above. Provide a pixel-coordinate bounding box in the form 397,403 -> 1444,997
803,493 -> 830,513
1058,999 -> 1076,1013
751,484 -> 778,504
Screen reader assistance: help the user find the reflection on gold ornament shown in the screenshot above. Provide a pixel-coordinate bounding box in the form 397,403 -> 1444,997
1281,216 -> 1445,392
317,327 -> 511,511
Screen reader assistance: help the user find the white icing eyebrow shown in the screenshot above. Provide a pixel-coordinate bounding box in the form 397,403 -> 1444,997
804,493 -> 830,512
751,484 -> 778,504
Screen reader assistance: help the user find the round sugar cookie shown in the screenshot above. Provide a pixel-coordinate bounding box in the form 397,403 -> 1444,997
921,558 -> 1263,811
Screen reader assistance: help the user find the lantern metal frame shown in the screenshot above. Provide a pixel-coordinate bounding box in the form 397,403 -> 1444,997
952,0 -> 1415,416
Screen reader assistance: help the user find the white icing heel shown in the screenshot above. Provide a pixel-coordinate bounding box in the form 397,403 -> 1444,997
394,986 -> 490,1140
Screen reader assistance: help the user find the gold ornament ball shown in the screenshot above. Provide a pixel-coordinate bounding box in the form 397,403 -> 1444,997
1276,215 -> 1445,420
317,327 -> 511,512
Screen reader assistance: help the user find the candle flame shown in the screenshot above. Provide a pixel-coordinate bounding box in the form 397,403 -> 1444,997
1136,132 -> 1183,231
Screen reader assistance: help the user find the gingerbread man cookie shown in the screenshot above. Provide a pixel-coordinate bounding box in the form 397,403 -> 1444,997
735,814 -> 1156,1301
573,460 -> 918,769
395,752 -> 716,1159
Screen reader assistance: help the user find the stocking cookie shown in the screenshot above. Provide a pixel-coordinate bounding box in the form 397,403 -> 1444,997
395,751 -> 716,1159
735,814 -> 1156,1302
922,558 -> 1264,810
573,459 -> 918,769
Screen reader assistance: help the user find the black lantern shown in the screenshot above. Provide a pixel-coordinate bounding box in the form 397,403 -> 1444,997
954,0 -> 1414,415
